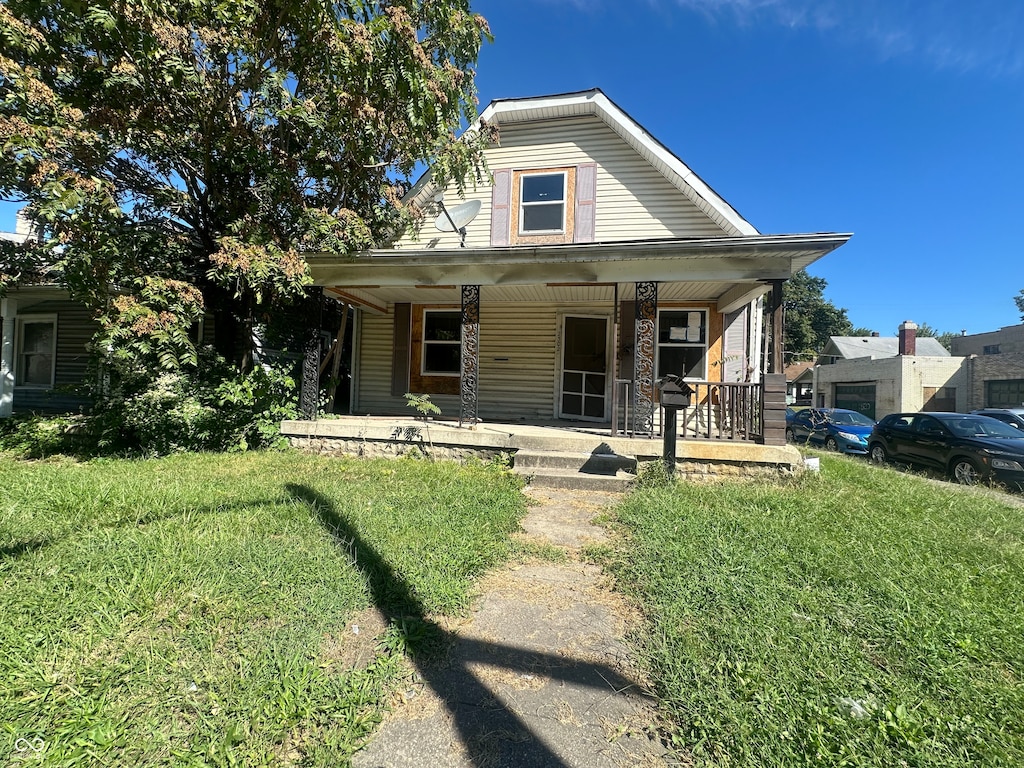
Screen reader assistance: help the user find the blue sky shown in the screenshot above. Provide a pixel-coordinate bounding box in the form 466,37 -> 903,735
4,2 -> 1020,337
471,0 -> 1024,336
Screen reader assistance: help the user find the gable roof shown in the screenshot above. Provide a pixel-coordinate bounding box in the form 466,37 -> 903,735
824,336 -> 951,359
785,361 -> 815,382
407,88 -> 759,237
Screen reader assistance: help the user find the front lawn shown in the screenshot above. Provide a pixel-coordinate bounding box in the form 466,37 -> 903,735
0,451 -> 525,766
599,455 -> 1024,767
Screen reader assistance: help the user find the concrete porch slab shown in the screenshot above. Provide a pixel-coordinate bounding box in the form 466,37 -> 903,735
281,416 -> 801,476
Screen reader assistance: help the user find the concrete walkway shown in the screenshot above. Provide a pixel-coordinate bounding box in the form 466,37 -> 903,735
352,486 -> 670,768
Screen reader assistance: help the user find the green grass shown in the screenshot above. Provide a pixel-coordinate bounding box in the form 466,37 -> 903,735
597,454 -> 1024,767
0,451 -> 525,766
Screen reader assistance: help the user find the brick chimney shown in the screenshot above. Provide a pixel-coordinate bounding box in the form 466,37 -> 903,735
898,320 -> 917,356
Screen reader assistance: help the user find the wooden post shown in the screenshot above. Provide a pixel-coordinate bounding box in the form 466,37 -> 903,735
760,373 -> 787,445
324,303 -> 350,412
768,279 -> 785,374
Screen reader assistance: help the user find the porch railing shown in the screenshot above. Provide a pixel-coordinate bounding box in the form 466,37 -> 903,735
614,374 -> 787,445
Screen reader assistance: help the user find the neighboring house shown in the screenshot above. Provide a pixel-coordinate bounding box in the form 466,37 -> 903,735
305,89 -> 851,437
816,331 -> 951,365
812,322 -> 965,419
785,361 -> 814,405
952,324 -> 1024,408
1,212 -> 97,417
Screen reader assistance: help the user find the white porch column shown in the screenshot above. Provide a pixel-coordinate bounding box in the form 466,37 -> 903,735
1,297 -> 17,418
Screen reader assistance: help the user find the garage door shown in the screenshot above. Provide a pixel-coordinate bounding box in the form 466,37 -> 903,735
835,385 -> 876,420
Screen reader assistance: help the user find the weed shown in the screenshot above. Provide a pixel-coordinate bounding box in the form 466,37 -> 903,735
404,392 -> 441,419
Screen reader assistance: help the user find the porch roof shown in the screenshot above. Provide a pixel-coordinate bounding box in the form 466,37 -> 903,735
307,232 -> 851,313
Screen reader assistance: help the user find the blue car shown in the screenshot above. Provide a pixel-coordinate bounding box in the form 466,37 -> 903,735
786,407 -> 876,454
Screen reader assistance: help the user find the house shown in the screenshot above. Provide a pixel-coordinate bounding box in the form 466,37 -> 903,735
1,212 -> 97,417
300,90 -> 851,447
785,361 -> 814,405
816,331 -> 951,365
812,322 -> 965,418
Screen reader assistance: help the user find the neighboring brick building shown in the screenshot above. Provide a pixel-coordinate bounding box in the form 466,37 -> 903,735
952,323 -> 1024,357
953,324 -> 1024,409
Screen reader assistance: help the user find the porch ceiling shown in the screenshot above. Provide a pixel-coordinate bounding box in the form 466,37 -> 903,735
309,232 -> 850,313
324,280 -> 745,311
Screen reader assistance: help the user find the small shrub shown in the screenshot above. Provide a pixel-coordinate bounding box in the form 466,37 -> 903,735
89,354 -> 299,456
0,414 -> 86,458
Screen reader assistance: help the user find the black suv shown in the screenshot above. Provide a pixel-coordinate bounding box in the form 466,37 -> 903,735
868,412 -> 1024,486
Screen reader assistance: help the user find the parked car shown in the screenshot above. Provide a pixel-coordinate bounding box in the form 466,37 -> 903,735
785,407 -> 876,454
971,408 -> 1024,431
868,411 -> 1024,485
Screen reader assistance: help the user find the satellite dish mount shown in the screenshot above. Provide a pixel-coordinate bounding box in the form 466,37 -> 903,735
433,196 -> 481,248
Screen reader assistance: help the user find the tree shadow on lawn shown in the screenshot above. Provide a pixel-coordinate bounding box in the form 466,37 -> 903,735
287,483 -> 649,768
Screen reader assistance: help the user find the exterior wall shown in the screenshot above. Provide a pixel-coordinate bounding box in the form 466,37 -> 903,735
814,356 -> 966,419
965,353 -> 1024,409
355,298 -> 729,422
396,116 -> 728,251
3,297 -> 97,414
952,324 -> 1024,356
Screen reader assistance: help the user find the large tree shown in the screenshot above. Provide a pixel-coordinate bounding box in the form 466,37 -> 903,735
782,269 -> 853,364
0,0 -> 493,370
1015,289 -> 1024,322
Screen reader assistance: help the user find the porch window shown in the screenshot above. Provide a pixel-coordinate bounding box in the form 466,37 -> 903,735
656,309 -> 707,381
421,310 -> 461,376
519,172 -> 566,234
16,316 -> 57,387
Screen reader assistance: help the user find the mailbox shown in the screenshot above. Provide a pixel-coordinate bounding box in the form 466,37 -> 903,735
657,374 -> 693,409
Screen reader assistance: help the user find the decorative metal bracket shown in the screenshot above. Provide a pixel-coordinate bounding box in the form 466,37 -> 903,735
460,285 -> 481,427
633,281 -> 658,435
300,291 -> 323,420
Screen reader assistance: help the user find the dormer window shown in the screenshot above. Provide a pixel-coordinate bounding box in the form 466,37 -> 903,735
491,164 -> 595,246
519,172 -> 566,234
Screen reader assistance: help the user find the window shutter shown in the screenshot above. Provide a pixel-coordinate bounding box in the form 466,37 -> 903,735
574,163 -> 597,243
490,169 -> 512,246
722,308 -> 749,382
391,303 -> 411,396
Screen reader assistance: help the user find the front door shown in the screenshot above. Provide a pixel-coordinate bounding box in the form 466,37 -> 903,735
559,315 -> 608,421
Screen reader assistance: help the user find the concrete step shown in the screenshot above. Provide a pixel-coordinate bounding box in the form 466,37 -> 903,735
512,449 -> 637,475
517,467 -> 636,492
513,448 -> 638,491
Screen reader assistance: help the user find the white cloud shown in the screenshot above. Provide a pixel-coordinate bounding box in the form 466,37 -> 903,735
665,0 -> 1024,77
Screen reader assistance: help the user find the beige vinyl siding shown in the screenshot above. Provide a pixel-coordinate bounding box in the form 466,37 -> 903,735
356,302 -> 617,420
397,116 -> 728,250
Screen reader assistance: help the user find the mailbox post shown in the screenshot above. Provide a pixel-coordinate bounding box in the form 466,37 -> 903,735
657,375 -> 693,476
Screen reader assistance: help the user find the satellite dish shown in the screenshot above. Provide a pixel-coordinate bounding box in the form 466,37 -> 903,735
433,199 -> 481,247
